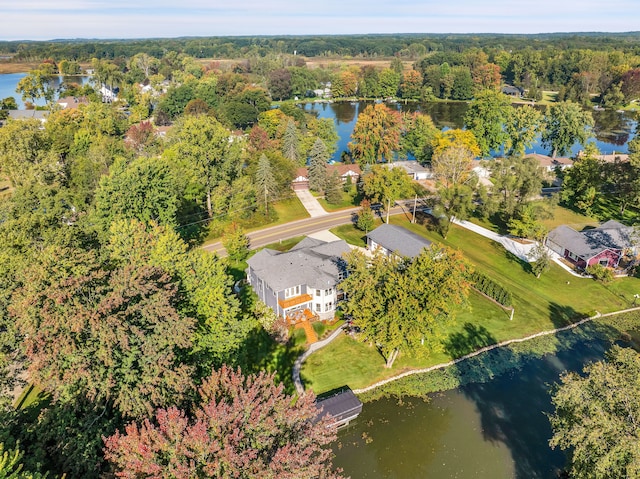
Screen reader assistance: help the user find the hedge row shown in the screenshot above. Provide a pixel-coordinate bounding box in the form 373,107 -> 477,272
470,271 -> 512,307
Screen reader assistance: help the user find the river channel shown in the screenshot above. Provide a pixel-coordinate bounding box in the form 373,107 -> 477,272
332,333 -> 614,478
0,73 -> 91,109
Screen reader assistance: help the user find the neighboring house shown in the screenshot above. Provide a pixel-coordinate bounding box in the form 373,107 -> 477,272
2,110 -> 48,126
501,85 -> 524,97
99,85 -> 118,103
366,223 -> 432,259
292,164 -> 361,190
56,96 -> 88,109
246,237 -> 351,321
546,220 -> 636,269
526,153 -> 572,172
382,160 -> 433,180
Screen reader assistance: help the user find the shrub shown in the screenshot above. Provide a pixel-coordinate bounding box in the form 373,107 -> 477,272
586,263 -> 614,283
469,271 -> 512,307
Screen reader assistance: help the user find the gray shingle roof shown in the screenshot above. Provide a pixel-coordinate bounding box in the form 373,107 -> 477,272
548,223 -> 630,260
247,239 -> 351,292
585,221 -> 636,250
366,223 -> 432,258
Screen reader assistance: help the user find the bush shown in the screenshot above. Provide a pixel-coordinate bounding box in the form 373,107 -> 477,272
586,263 -> 614,283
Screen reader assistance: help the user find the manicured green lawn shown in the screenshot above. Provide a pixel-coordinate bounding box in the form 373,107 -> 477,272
330,222 -> 383,248
317,187 -> 362,211
470,203 -> 600,234
302,215 -> 640,394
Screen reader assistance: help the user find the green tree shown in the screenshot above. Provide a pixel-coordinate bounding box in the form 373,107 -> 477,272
255,154 -> 278,215
401,112 -> 438,164
16,70 -> 54,109
324,169 -> 343,204
378,68 -> 401,98
11,247 -> 195,418
504,105 -> 544,157
167,115 -> 242,219
349,104 -> 403,165
541,101 -> 594,158
222,222 -> 250,262
308,138 -> 329,192
282,119 -> 301,164
94,156 -> 181,229
464,89 -> 512,157
549,346 -> 640,479
361,165 -> 414,223
561,144 -> 604,214
491,156 -> 545,219
339,246 -> 471,368
0,443 -> 47,479
356,199 -> 376,233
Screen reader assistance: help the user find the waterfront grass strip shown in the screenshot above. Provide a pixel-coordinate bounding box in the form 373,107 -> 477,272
351,306 -> 640,395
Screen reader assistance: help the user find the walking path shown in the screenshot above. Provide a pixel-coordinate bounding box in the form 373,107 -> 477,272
352,306 -> 640,395
294,189 -> 328,217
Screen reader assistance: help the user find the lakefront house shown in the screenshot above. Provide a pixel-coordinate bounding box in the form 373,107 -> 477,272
246,237 -> 350,321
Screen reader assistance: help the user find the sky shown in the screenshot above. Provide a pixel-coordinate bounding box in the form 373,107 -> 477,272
1,0 -> 637,41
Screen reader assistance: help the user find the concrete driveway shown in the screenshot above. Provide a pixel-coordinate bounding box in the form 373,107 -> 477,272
295,189 -> 328,217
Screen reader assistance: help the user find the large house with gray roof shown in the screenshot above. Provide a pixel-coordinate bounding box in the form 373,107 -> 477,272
546,220 -> 636,270
366,223 -> 432,259
246,237 -> 351,321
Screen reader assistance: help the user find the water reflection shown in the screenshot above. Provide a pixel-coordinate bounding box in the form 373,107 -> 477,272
301,100 -> 637,161
332,332 -> 615,479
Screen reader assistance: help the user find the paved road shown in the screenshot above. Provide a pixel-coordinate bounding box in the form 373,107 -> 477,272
202,202 -> 419,256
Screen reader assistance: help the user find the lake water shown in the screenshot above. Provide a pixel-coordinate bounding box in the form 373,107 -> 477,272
0,73 -> 91,109
332,333 -> 613,479
303,100 -> 637,161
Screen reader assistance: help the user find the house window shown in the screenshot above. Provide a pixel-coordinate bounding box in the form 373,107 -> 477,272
315,303 -> 321,312
599,258 -> 609,267
285,285 -> 301,298
316,289 -> 321,296
325,302 -> 333,312
567,251 -> 579,261
325,288 -> 332,295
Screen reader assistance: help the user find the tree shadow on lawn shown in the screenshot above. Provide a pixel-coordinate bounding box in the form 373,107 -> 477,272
443,323 -> 497,358
452,320 -> 622,479
548,302 -> 587,329
504,248 -> 534,275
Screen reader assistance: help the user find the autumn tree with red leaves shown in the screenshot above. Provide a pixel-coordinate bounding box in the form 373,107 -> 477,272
104,366 -> 345,479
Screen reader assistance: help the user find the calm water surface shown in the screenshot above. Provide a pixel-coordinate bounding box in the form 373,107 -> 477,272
332,337 -> 611,479
0,73 -> 90,109
303,100 -> 637,162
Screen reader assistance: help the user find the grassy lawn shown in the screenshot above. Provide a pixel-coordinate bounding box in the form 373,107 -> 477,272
330,222 -> 383,248
470,203 -> 600,234
317,187 -> 362,211
14,383 -> 46,410
203,196 -> 309,244
302,215 -> 640,394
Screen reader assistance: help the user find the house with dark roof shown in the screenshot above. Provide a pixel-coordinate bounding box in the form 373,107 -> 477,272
246,237 -> 351,321
546,220 -> 636,269
292,164 -> 361,191
366,224 -> 432,259
501,85 -> 524,97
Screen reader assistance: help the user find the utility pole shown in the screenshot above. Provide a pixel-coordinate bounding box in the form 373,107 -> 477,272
509,307 -> 515,321
412,194 -> 418,223
386,197 -> 391,224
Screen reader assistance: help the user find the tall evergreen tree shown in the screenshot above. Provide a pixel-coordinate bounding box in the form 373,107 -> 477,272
255,154 -> 277,214
282,119 -> 300,164
324,170 -> 343,204
308,139 -> 329,192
